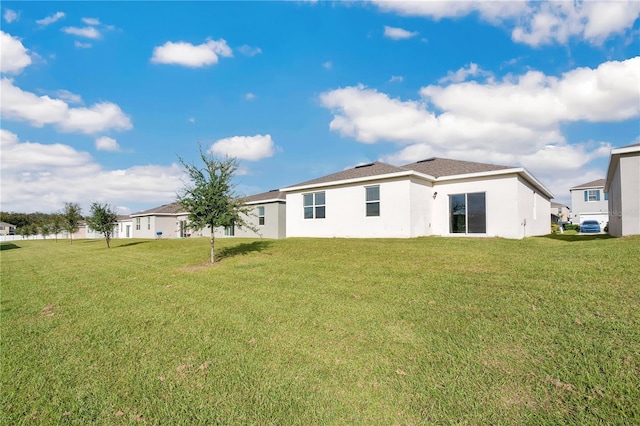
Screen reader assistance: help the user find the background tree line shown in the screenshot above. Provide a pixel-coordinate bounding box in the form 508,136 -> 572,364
1,202 -> 118,247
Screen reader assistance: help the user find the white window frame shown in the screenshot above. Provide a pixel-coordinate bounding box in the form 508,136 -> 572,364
303,192 -> 326,219
365,185 -> 380,217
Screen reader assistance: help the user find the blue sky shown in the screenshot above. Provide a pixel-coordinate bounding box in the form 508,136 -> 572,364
1,1 -> 639,214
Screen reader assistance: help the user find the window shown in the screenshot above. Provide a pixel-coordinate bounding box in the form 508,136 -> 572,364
604,192 -> 609,201
365,186 -> 380,217
258,206 -> 265,225
147,217 -> 151,230
135,217 -> 141,230
584,190 -> 600,202
303,192 -> 325,219
224,224 -> 235,236
450,192 -> 486,234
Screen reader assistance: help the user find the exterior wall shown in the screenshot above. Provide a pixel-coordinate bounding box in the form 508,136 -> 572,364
114,220 -> 133,238
570,186 -> 608,225
130,215 -> 179,238
233,202 -> 286,239
550,205 -> 570,222
409,177 -> 434,237
431,174 -> 523,238
611,155 -> 640,236
607,163 -> 623,236
517,176 -> 552,237
285,177 -> 416,238
620,155 -> 640,236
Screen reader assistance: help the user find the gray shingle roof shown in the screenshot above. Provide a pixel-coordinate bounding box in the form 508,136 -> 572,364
571,179 -> 605,190
402,157 -> 512,177
284,158 -> 516,189
284,162 -> 408,188
241,190 -> 286,203
131,202 -> 186,216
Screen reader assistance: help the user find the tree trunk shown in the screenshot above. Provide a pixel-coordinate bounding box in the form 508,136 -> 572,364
106,234 -> 111,248
210,232 -> 215,264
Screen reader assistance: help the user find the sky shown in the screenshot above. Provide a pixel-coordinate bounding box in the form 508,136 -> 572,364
1,1 -> 639,215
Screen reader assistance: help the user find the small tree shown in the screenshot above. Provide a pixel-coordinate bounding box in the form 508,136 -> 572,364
86,202 -> 118,248
40,222 -> 51,240
62,202 -> 83,244
50,214 -> 63,242
177,147 -> 257,263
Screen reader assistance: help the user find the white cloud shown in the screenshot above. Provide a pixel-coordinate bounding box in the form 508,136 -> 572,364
82,17 -> 100,26
4,9 -> 18,23
36,11 -> 65,26
371,0 -> 640,46
320,58 -> 639,203
95,136 -> 120,152
0,129 -> 184,213
389,75 -> 404,83
421,57 -> 640,127
0,31 -> 32,74
245,92 -> 256,101
438,63 -> 493,84
322,61 -> 332,69
209,134 -> 275,161
1,78 -> 133,134
74,41 -> 92,49
383,25 -> 419,40
53,89 -> 83,104
151,38 -> 233,68
188,117 -> 195,123
238,45 -> 262,56
61,26 -> 101,39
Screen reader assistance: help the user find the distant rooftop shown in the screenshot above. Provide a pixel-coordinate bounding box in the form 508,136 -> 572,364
130,202 -> 186,216
571,179 -> 605,190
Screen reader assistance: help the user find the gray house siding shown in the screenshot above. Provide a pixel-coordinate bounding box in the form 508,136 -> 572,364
607,154 -> 640,237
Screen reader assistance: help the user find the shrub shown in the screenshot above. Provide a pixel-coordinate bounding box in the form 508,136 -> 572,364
551,223 -> 560,233
564,223 -> 580,231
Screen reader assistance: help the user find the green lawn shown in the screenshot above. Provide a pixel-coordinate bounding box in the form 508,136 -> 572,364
1,236 -> 639,424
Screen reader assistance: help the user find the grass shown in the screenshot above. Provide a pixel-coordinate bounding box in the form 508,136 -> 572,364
1,235 -> 639,425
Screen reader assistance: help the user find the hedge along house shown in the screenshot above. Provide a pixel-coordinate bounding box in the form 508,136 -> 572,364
281,157 -> 553,239
605,143 -> 640,237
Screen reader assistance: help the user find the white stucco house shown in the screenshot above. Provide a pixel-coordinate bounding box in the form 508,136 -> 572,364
569,179 -> 609,227
604,143 -> 640,237
282,157 -> 553,239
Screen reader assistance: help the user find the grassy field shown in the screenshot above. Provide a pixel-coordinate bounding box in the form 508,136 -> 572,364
1,235 -> 639,425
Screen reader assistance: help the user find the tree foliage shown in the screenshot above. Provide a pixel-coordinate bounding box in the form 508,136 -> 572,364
177,147 -> 257,263
50,214 -> 63,242
62,202 -> 83,244
86,202 -> 119,248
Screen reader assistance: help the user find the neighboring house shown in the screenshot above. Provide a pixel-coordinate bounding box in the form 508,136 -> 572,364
233,190 -> 286,239
281,157 -> 553,239
129,203 -> 189,239
114,216 -> 134,239
605,143 -> 640,237
569,179 -> 609,227
0,222 -> 16,236
551,202 -> 570,224
128,190 -> 286,239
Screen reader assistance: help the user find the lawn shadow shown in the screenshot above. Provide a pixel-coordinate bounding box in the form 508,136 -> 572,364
115,241 -> 151,248
217,240 -> 273,260
0,243 -> 20,251
539,233 -> 614,242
